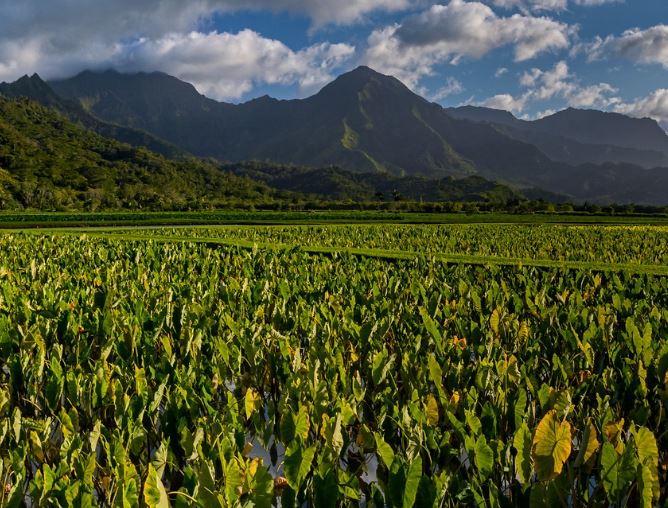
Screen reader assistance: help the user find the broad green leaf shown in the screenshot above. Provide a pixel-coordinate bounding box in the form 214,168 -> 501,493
295,406 -> 310,441
425,394 -> 439,426
245,388 -> 262,419
513,422 -> 532,486
633,426 -> 659,504
375,433 -> 395,469
121,479 -> 139,508
402,455 -> 422,508
314,470 -> 338,508
490,309 -> 500,335
574,421 -> 599,471
284,443 -> 316,490
144,463 -> 170,508
531,410 -> 572,481
600,441 -> 637,503
420,308 -> 442,347
474,435 -> 494,481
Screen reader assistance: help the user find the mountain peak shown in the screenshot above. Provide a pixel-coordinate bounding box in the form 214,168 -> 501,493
315,65 -> 415,104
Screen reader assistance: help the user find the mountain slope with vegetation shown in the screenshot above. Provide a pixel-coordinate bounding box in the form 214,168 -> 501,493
0,96 -> 272,210
1,74 -> 181,158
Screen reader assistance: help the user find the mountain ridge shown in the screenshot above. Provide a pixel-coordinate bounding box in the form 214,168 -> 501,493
2,65 -> 665,205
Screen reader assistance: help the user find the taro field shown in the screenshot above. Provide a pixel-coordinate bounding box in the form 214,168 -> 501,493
0,221 -> 666,507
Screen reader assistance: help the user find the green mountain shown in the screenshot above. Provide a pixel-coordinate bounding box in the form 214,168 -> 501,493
0,96 -> 272,210
12,65 -> 668,206
51,66 -> 558,181
446,105 -> 668,169
0,94 -> 532,210
0,74 -> 181,158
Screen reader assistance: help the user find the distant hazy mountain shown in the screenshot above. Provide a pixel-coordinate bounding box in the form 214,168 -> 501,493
0,65 -> 660,205
446,105 -> 668,169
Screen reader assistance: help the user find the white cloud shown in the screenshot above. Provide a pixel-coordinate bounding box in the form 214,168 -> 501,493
495,67 -> 509,77
116,30 -> 355,100
0,29 -> 355,100
615,89 -> 668,130
476,60 -> 618,113
481,93 -> 528,112
0,0 -> 396,92
586,25 -> 668,69
489,0 -> 619,12
364,0 -> 574,89
427,77 -> 465,101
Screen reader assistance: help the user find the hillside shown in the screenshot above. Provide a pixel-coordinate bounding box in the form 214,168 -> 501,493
0,74 -> 181,158
225,162 -> 524,202
0,96 -> 271,210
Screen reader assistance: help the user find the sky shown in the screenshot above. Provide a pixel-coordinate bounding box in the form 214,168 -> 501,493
1,0 -> 668,126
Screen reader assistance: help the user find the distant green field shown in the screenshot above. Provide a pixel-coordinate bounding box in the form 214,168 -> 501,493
11,221 -> 668,275
2,209 -> 668,228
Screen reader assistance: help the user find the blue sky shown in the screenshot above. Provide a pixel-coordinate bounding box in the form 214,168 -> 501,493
1,0 -> 667,125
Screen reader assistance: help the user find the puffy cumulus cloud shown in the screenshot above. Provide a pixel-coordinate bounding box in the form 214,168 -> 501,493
476,60 -> 618,113
0,28 -> 355,100
0,0 -> 396,90
481,93 -> 528,112
488,0 -> 619,12
586,25 -> 668,69
116,30 -> 355,99
520,60 -> 618,107
364,1 -> 573,88
615,89 -> 668,130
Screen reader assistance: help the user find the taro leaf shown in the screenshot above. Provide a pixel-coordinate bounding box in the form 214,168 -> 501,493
314,470 -> 338,508
402,455 -> 423,508
375,433 -> 395,469
420,309 -> 443,352
89,420 -> 101,454
152,442 -> 169,478
425,395 -> 439,427
574,421 -> 599,471
244,388 -> 262,420
600,441 -> 637,504
121,479 -> 139,508
372,349 -> 394,386
224,459 -> 243,506
329,414 -> 344,457
249,463 -> 274,508
531,410 -> 572,482
513,422 -> 532,487
12,407 -> 21,442
513,390 -> 527,431
280,411 -> 296,443
639,465 -> 656,508
490,309 -> 500,335
294,406 -> 310,442
633,426 -> 659,504
474,435 -> 494,481
144,463 -> 170,508
284,443 -> 316,490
